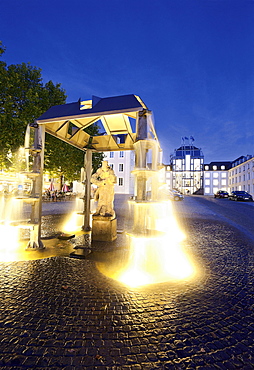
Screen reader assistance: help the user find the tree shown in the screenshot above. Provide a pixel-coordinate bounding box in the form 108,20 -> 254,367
44,125 -> 104,186
0,41 -> 67,170
0,42 -> 103,179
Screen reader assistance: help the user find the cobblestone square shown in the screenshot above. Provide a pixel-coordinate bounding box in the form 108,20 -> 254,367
0,196 -> 253,369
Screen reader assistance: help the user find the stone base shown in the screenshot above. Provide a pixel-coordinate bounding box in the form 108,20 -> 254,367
92,215 -> 117,242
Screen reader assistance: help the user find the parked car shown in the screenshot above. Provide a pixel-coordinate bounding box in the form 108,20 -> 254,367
214,190 -> 229,198
229,191 -> 253,202
168,189 -> 184,201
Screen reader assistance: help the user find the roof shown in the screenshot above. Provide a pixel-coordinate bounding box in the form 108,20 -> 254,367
204,161 -> 232,170
176,145 -> 200,151
173,145 -> 204,158
37,94 -> 147,123
34,94 -> 155,152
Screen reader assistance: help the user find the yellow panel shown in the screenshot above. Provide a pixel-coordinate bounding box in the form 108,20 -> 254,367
45,121 -> 68,137
125,133 -> 136,147
91,135 -> 118,151
74,116 -> 101,128
80,100 -> 92,110
70,130 -> 90,146
101,114 -> 133,135
91,135 -> 135,151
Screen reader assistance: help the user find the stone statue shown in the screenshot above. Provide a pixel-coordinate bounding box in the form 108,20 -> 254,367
91,160 -> 117,217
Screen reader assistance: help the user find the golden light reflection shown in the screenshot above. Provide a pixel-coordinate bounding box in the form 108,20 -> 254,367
62,198 -> 86,233
62,212 -> 83,233
0,224 -> 20,262
97,200 -> 197,288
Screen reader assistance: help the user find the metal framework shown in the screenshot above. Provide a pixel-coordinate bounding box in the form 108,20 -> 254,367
36,94 -> 158,152
29,94 -> 160,248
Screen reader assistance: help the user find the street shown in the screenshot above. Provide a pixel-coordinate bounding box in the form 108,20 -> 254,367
172,195 -> 254,247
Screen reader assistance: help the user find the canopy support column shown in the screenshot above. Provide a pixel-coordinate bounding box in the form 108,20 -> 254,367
27,124 -> 45,249
83,149 -> 92,231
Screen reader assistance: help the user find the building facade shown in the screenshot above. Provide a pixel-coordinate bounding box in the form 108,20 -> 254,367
203,162 -> 232,195
228,155 -> 254,197
169,145 -> 204,194
104,145 -> 254,198
103,150 -> 135,194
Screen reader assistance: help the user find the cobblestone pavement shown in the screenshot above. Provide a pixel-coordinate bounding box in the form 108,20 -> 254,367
0,196 -> 253,369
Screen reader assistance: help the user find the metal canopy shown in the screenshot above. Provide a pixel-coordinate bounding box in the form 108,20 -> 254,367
36,94 -> 149,152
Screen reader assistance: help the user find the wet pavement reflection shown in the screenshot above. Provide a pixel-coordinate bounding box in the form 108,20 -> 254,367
0,196 -> 253,369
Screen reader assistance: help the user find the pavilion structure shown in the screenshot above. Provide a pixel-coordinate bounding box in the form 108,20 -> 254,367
29,94 -> 160,248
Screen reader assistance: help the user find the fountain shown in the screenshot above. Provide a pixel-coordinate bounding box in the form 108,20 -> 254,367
96,110 -> 196,287
0,121 -> 45,263
0,94 -> 196,284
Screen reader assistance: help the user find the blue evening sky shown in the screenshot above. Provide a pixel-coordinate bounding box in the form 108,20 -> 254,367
1,0 -> 254,163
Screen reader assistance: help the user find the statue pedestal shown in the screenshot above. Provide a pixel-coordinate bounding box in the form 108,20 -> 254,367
92,215 -> 117,242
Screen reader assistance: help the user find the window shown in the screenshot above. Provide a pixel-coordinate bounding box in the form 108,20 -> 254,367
119,163 -> 124,172
213,179 -> 219,186
118,178 -> 123,186
221,173 -> 226,178
205,188 -> 210,194
110,152 -> 114,158
119,151 -> 124,158
221,165 -> 225,170
213,165 -> 217,170
213,173 -> 219,178
205,173 -> 210,178
205,165 -> 209,170
205,179 -> 210,185
221,179 -> 227,186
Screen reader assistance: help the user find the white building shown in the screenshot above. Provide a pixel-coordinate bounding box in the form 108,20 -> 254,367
203,162 -> 232,195
103,150 -> 135,194
228,155 -> 254,197
170,144 -> 204,194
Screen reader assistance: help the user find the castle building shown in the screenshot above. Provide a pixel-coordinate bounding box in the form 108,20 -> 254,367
169,140 -> 204,194
103,142 -> 254,198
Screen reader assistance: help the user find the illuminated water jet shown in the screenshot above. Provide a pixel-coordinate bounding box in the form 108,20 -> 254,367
0,223 -> 20,262
96,110 -> 196,287
112,200 -> 196,287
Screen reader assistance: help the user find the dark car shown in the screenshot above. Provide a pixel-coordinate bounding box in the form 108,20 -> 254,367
168,189 -> 184,201
214,190 -> 229,198
229,191 -> 253,202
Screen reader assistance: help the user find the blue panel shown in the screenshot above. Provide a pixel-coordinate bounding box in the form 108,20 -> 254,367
37,94 -> 145,121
